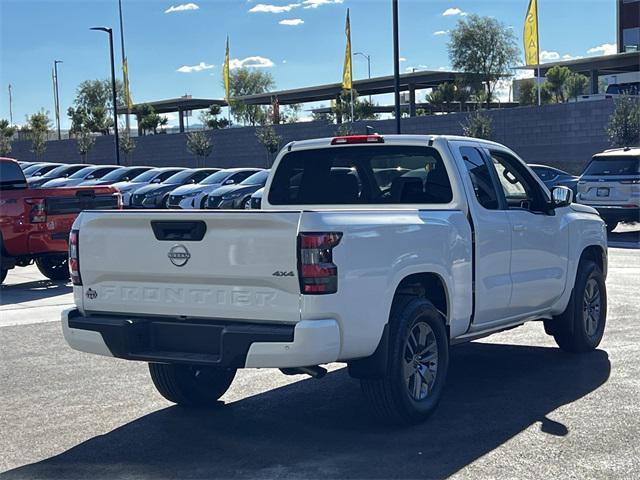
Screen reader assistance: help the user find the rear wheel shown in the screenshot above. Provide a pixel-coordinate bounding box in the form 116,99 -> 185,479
545,260 -> 606,353
243,197 -> 252,209
148,363 -> 236,407
361,298 -> 449,425
36,255 -> 70,281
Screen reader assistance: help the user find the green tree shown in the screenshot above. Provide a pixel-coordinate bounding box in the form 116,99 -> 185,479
564,73 -> 589,102
137,104 -> 164,135
186,131 -> 213,167
332,89 -> 378,123
545,66 -> 572,103
426,89 -> 444,113
76,130 -> 95,164
0,119 -> 16,156
23,111 -> 52,161
255,125 -> 282,167
199,104 -> 229,130
68,79 -> 125,135
437,83 -> 456,112
119,131 -> 136,165
461,111 -> 493,140
335,122 -> 354,136
454,78 -> 474,112
312,105 -> 335,123
606,96 -> 640,147
517,79 -> 537,106
282,103 -> 302,124
448,14 -> 519,108
226,68 -> 275,126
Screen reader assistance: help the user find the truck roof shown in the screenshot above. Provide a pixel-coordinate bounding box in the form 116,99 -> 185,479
598,147 -> 640,157
285,134 -> 505,151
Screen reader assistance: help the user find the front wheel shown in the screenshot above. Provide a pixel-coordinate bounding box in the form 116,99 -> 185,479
148,363 -> 236,407
546,260 -> 606,353
36,255 -> 70,281
361,298 -> 449,425
242,197 -> 252,210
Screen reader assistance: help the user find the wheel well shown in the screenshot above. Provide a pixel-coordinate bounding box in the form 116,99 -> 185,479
580,245 -> 604,272
392,273 -> 448,322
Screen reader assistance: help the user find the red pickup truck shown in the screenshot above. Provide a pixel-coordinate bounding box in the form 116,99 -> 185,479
0,157 -> 120,284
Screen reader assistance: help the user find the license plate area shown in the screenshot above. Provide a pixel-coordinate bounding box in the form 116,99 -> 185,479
596,187 -> 610,197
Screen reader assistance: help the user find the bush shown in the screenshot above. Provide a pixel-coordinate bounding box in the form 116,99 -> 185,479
461,111 -> 493,140
607,96 -> 640,147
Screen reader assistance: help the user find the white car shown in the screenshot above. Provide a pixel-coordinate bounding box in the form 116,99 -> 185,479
63,134 -> 607,425
576,147 -> 640,231
167,168 -> 263,209
249,187 -> 264,209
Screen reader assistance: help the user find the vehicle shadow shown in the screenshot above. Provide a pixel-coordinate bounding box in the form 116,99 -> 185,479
608,227 -> 639,249
3,342 -> 610,480
0,279 -> 71,306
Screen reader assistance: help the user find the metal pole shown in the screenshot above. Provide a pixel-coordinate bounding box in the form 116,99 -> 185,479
355,52 -> 372,103
91,27 -> 120,165
53,60 -> 62,140
118,0 -> 131,135
8,84 -> 13,125
392,0 -> 401,134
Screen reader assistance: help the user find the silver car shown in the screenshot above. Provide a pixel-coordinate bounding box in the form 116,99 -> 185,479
576,147 -> 640,232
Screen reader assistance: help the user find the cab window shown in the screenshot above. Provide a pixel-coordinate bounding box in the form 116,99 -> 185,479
459,147 -> 500,210
489,150 -> 549,213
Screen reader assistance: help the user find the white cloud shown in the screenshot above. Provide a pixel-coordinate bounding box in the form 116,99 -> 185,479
282,59 -> 287,63
279,18 -> 304,25
399,57 -> 407,62
562,54 -> 583,60
442,7 -> 466,16
176,61 -> 214,73
249,3 -> 300,13
164,3 -> 199,13
587,43 -> 616,56
515,69 -> 534,80
302,0 -> 343,8
540,50 -> 560,61
433,30 -> 449,36
230,56 -> 275,69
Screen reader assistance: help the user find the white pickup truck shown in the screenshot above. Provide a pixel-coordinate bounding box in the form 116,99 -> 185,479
62,134 -> 608,425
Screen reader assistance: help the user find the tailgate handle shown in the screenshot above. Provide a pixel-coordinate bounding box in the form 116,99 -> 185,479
151,221 -> 207,241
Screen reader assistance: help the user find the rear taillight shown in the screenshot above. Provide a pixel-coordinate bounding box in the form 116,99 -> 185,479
298,232 -> 342,294
69,229 -> 82,286
331,135 -> 384,145
27,198 -> 46,223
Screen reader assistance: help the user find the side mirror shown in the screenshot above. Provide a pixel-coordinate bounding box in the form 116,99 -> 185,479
152,178 -> 161,183
552,186 -> 573,208
86,175 -> 95,180
224,179 -> 235,185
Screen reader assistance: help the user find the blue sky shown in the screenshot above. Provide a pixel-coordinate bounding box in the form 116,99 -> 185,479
0,0 -> 616,128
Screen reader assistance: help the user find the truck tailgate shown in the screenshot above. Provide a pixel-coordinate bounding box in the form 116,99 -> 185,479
77,211 -> 302,323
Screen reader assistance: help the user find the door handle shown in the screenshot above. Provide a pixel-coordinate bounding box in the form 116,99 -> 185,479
513,224 -> 526,232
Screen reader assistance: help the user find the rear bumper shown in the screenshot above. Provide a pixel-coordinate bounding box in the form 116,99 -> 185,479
588,205 -> 640,223
61,308 -> 341,368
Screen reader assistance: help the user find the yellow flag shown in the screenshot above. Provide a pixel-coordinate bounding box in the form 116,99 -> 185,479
122,58 -> 133,111
523,0 -> 539,66
342,9 -> 352,90
223,36 -> 230,101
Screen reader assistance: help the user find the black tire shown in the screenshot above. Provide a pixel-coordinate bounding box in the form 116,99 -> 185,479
36,255 -> 70,281
242,197 -> 252,210
361,298 -> 449,425
546,260 -> 606,353
200,197 -> 208,209
148,363 -> 236,407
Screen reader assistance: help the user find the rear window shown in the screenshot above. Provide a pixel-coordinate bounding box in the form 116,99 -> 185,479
583,156 -> 640,176
269,145 -> 453,205
0,160 -> 27,189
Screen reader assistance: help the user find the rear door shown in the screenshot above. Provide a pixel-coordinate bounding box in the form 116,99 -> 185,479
77,210 -> 303,323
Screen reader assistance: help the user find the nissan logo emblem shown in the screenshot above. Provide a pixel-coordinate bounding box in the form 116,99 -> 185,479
168,244 -> 191,267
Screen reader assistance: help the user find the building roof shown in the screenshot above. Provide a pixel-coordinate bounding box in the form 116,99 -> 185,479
515,51 -> 639,75
118,97 -> 227,115
236,70 -> 467,106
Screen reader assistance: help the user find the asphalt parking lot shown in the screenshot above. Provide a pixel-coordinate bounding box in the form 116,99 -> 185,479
1,227 -> 638,480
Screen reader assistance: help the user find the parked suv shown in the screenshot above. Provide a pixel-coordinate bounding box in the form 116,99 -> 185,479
576,148 -> 640,231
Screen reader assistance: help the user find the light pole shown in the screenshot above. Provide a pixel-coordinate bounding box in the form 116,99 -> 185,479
53,60 -> 63,140
354,52 -> 372,103
118,0 -> 131,135
8,84 -> 13,125
90,26 -> 120,165
392,0 -> 401,134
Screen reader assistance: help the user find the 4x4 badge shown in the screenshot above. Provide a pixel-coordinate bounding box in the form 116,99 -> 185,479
86,288 -> 98,300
